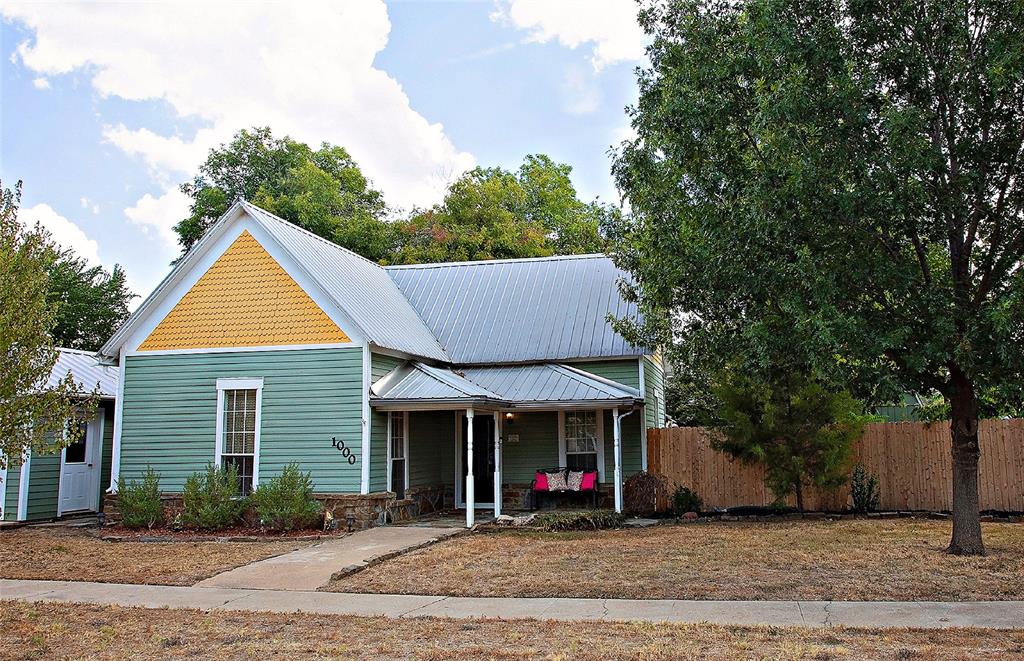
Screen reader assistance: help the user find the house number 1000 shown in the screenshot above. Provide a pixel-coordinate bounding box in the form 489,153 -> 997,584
331,437 -> 357,465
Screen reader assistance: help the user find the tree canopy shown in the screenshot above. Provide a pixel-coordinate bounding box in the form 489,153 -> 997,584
177,128 -> 613,264
607,0 -> 1024,554
393,155 -> 611,263
176,127 -> 393,260
47,253 -> 133,351
0,181 -> 94,466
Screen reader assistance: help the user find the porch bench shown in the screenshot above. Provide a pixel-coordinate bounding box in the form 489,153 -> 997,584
530,468 -> 600,510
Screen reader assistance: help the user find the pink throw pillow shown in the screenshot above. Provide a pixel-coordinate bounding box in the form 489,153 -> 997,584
580,471 -> 597,491
534,471 -> 549,491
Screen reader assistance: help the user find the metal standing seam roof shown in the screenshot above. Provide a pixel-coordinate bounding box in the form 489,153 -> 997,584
48,348 -> 119,398
386,255 -> 648,364
243,203 -> 450,362
371,361 -> 642,407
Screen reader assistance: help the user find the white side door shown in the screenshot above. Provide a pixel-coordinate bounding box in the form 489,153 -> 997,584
59,416 -> 100,514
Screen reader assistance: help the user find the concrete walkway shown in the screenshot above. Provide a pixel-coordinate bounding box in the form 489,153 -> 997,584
196,526 -> 462,591
2,579 -> 1022,629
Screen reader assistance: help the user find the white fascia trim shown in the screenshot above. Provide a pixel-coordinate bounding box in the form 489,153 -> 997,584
107,345 -> 126,493
360,345 -> 371,494
128,343 -> 358,357
0,460 -> 6,521
214,378 -> 264,489
17,449 -> 31,522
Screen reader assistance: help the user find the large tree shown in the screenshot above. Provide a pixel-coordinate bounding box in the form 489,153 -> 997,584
47,253 -> 133,351
176,127 -> 395,261
0,181 -> 94,466
608,0 -> 1024,554
393,155 -> 613,263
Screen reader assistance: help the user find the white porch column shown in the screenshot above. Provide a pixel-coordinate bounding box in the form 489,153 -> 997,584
465,408 -> 475,528
612,407 -> 623,513
493,411 -> 502,518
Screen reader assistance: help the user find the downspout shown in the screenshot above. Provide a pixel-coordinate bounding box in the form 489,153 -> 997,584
612,406 -> 639,514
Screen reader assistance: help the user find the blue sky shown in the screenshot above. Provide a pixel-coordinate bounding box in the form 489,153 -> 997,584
0,1 -> 645,298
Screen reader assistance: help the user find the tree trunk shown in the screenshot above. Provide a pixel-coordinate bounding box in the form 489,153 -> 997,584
794,479 -> 804,513
947,365 -> 985,556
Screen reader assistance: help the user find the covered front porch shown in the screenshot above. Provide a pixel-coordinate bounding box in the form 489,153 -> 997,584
370,362 -> 645,528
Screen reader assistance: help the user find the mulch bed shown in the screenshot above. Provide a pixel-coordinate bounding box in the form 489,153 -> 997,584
95,524 -> 348,543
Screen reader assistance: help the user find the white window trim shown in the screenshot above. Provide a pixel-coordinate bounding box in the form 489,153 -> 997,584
386,411 -> 410,497
557,410 -> 605,482
214,378 -> 264,491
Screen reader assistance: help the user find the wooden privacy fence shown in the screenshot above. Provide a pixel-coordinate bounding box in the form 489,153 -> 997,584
647,420 -> 1024,512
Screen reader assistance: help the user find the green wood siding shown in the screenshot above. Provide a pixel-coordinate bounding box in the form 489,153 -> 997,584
408,410 -> 455,488
604,409 -> 642,478
3,463 -> 20,521
369,353 -> 405,492
120,348 -> 364,493
502,411 -> 559,482
99,402 -> 114,505
643,355 -> 666,429
27,454 -> 60,520
572,359 -> 641,390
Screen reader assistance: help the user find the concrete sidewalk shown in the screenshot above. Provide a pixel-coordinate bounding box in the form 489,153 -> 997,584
196,526 -> 462,591
2,579 -> 1022,629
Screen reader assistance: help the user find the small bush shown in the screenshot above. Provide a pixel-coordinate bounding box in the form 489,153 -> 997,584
851,464 -> 880,513
671,485 -> 703,516
181,464 -> 247,530
116,467 -> 163,529
250,463 -> 322,531
623,471 -> 671,516
534,509 -> 626,531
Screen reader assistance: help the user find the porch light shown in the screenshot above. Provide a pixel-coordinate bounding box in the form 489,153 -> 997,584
505,412 -> 514,422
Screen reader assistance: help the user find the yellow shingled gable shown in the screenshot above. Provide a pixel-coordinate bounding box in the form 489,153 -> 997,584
139,230 -> 350,351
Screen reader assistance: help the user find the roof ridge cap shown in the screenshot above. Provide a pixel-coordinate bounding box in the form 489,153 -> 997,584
241,201 -> 383,269
384,253 -> 609,270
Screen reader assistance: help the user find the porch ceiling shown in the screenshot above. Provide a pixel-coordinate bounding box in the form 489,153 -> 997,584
370,361 -> 642,410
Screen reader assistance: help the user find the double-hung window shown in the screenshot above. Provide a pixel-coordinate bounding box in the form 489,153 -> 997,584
388,412 -> 407,499
563,410 -> 599,472
216,378 -> 263,496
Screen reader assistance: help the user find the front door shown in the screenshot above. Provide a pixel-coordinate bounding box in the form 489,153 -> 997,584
461,415 -> 495,505
59,417 -> 99,514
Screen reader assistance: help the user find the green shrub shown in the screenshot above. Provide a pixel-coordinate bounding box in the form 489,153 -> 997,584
181,464 -> 247,530
850,464 -> 880,514
116,467 -> 163,529
533,509 -> 626,531
671,485 -> 703,515
250,463 -> 322,531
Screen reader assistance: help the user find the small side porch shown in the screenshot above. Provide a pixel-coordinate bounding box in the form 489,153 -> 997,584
370,362 -> 646,528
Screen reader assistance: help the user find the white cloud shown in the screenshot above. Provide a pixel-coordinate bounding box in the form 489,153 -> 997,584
79,197 -> 100,214
31,76 -> 50,89
493,0 -> 646,71
123,187 -> 191,253
561,65 -> 601,115
2,0 -> 476,213
21,203 -> 101,265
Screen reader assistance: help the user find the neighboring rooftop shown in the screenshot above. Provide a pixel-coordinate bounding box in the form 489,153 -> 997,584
49,348 -> 119,398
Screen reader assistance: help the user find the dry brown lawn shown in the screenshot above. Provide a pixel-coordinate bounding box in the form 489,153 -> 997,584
326,519 -> 1024,601
4,601 -> 1022,660
0,527 -> 312,586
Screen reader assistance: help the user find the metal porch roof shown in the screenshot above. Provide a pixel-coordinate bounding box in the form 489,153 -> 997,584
49,348 -> 119,398
371,361 -> 641,408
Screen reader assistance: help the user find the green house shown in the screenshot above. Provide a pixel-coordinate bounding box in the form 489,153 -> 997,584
97,201 -> 665,527
1,349 -> 118,522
